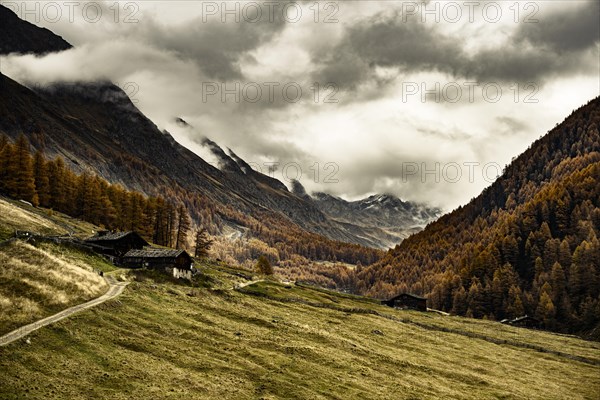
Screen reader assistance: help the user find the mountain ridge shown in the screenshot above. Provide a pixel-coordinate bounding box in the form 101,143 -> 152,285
0,5 -> 438,251
312,192 -> 442,248
352,97 -> 600,336
0,5 -> 72,55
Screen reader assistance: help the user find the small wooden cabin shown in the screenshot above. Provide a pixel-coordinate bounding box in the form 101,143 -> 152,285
123,248 -> 193,279
85,231 -> 148,260
382,293 -> 427,311
507,315 -> 540,329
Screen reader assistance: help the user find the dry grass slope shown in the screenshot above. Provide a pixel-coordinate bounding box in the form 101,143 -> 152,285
0,197 -> 100,240
0,199 -> 598,399
0,198 -> 67,240
0,196 -> 119,334
0,241 -> 111,335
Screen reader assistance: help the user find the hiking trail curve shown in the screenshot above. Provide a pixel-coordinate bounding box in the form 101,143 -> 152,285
0,276 -> 128,346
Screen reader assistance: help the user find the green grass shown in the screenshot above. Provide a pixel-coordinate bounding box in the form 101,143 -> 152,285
0,267 -> 598,400
241,281 -> 600,365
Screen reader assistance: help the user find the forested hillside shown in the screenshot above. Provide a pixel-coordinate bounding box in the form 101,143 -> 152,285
0,133 -> 381,271
0,133 -> 187,247
353,98 -> 600,336
0,69 -> 390,251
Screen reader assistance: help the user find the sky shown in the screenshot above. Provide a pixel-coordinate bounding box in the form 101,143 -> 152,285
1,0 -> 599,211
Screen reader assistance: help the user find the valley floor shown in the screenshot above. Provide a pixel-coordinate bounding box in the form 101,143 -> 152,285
1,265 -> 598,400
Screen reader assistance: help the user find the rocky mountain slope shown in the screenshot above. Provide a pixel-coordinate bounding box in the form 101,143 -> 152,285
0,5 -> 438,250
0,5 -> 71,55
312,192 -> 442,248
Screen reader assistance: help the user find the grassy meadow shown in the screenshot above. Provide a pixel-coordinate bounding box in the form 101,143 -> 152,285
0,197 -> 98,241
0,197 -> 599,399
0,197 -> 117,334
0,265 -> 598,399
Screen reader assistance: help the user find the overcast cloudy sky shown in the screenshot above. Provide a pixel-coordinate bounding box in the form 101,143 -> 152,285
1,0 -> 598,210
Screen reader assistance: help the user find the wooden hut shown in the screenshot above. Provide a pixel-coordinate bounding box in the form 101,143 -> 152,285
382,293 -> 427,311
507,315 -> 540,329
123,248 -> 193,279
85,231 -> 148,261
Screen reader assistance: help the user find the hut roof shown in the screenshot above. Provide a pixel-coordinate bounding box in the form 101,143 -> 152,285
510,315 -> 539,323
387,293 -> 427,301
124,248 -> 189,259
86,231 -> 146,243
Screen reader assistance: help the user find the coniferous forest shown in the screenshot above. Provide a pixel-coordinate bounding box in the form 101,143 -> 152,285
2,3 -> 600,399
352,98 -> 600,336
2,95 -> 599,336
0,133 -> 190,248
2,92 -> 599,337
0,132 -> 382,267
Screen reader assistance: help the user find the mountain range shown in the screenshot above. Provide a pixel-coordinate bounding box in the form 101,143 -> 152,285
0,5 -> 439,251
312,193 -> 442,248
0,4 -> 598,337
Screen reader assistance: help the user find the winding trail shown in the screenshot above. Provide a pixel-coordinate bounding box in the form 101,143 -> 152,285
233,279 -> 264,290
0,276 -> 128,346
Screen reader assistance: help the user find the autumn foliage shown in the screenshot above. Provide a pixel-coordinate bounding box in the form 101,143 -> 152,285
0,133 -> 382,272
352,98 -> 600,335
0,133 -> 191,248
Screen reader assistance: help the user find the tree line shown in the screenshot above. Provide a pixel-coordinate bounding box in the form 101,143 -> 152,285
0,132 -> 374,267
352,98 -> 600,336
0,133 -> 210,253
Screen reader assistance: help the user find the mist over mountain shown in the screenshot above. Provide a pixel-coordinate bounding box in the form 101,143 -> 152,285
1,4 -> 597,336
0,6 -> 599,400
0,4 -> 434,251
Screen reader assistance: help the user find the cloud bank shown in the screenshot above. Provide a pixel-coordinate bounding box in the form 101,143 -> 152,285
1,0 -> 598,210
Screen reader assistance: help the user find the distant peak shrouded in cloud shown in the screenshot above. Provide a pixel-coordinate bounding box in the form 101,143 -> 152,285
291,179 -> 308,196
199,137 -> 239,172
175,117 -> 190,127
0,1 -> 598,211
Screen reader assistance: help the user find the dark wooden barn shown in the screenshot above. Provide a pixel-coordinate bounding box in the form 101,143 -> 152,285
85,231 -> 148,260
123,248 -> 193,279
382,293 -> 427,311
507,315 -> 540,329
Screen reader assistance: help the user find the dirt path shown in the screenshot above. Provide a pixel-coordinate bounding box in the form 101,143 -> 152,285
0,276 -> 128,346
234,279 -> 264,290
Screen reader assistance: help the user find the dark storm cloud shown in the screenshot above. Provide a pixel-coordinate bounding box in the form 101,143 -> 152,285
515,1 -> 600,53
463,1 -> 599,83
5,0 -> 596,210
313,11 -> 464,89
417,127 -> 472,141
495,116 -> 529,135
313,1 -> 599,90
140,14 -> 288,81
